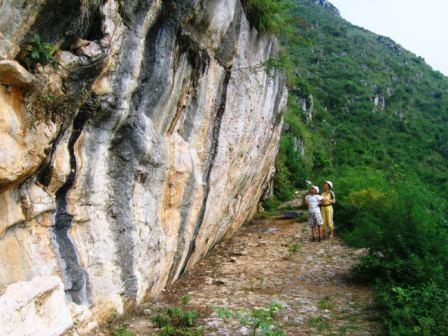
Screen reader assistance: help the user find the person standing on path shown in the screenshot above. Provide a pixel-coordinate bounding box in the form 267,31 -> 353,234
321,181 -> 336,239
304,185 -> 324,242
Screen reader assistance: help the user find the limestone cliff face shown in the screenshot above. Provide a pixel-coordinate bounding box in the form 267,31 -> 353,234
0,0 -> 287,334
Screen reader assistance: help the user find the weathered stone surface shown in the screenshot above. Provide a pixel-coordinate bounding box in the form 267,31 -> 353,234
0,0 -> 287,334
0,276 -> 73,336
0,84 -> 58,190
0,0 -> 46,59
0,188 -> 25,237
0,60 -> 34,87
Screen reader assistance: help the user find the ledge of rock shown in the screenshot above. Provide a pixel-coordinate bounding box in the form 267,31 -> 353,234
0,60 -> 34,87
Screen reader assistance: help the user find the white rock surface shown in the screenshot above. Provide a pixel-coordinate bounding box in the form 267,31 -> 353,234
0,276 -> 73,336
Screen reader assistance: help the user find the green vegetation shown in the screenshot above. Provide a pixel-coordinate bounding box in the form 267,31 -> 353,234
247,275 -> 267,290
333,169 -> 448,335
255,0 -> 448,334
307,316 -> 330,333
214,302 -> 285,336
317,296 -> 334,311
243,0 -> 294,35
287,242 -> 301,256
22,34 -> 58,71
25,85 -> 96,126
150,295 -> 204,336
275,0 -> 448,198
111,324 -> 135,336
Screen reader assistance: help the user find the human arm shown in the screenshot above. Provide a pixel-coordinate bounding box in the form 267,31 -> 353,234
330,192 -> 336,204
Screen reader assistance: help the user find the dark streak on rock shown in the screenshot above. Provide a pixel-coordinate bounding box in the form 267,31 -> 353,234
103,0 -> 171,302
109,125 -> 139,300
52,104 -> 92,305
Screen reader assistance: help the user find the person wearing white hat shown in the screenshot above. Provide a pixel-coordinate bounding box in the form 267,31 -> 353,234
321,181 -> 336,239
304,185 -> 324,242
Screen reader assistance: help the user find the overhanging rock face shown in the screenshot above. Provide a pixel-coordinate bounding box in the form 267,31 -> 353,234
0,0 -> 287,334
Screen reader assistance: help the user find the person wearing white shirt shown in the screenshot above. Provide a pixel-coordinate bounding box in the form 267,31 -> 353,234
304,185 -> 324,242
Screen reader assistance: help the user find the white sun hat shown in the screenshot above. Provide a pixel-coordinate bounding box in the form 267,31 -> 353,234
325,180 -> 333,189
311,185 -> 320,193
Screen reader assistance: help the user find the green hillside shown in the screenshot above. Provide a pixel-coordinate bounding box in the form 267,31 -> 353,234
255,0 -> 448,334
276,0 -> 448,195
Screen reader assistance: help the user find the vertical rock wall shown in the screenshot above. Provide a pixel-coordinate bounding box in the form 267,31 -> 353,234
0,0 -> 287,334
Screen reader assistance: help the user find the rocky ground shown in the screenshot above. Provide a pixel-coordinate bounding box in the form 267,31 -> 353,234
103,218 -> 381,335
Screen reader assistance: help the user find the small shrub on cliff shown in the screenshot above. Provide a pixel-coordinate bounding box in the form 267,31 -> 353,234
22,34 -> 58,71
241,0 -> 302,87
26,85 -> 95,124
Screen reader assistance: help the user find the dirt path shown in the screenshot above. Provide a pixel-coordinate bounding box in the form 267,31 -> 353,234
106,218 -> 381,335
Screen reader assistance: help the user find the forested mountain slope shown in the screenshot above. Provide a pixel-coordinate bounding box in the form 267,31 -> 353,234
270,0 -> 448,334
276,0 -> 448,197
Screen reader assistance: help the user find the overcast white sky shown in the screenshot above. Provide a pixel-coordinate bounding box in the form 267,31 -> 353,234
329,0 -> 448,76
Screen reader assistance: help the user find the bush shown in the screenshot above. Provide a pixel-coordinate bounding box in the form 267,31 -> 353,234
378,283 -> 448,336
214,302 -> 285,336
111,324 -> 135,336
22,34 -> 58,71
273,159 -> 295,201
26,86 -> 95,123
151,296 -> 204,336
262,197 -> 280,213
326,168 -> 448,334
